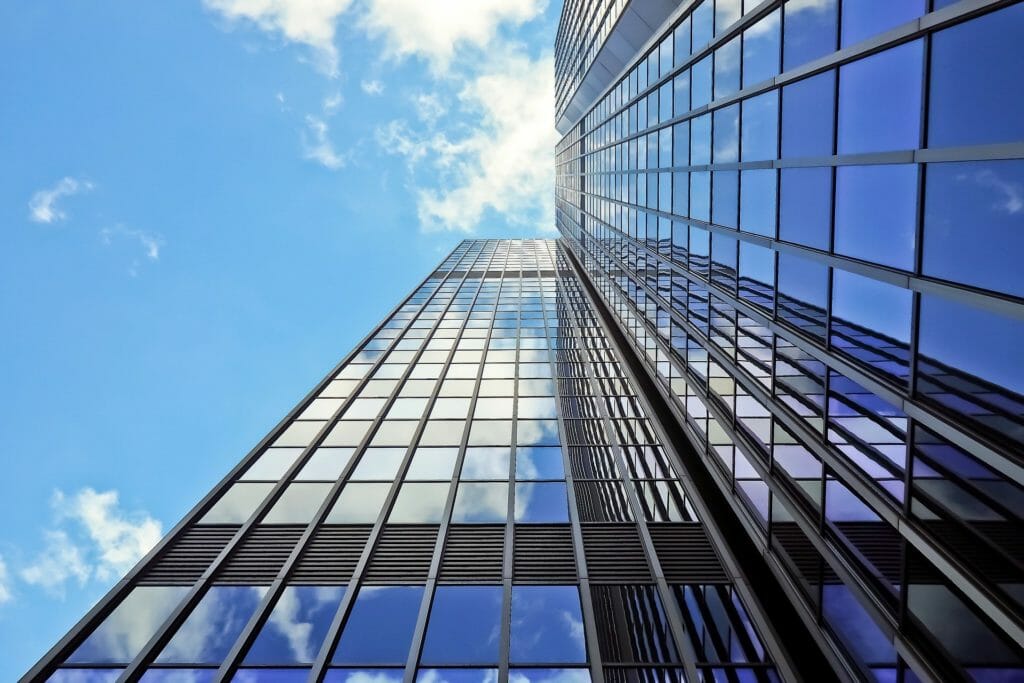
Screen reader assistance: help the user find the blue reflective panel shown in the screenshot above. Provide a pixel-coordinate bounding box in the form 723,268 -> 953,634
332,586 -> 424,664
715,0 -> 742,35
517,419 -> 560,446
323,670 -> 402,683
659,82 -> 673,123
841,0 -> 924,47
692,0 -> 713,49
510,586 -> 587,664
714,38 -> 741,100
672,172 -> 690,218
232,670 -> 310,682
783,0 -> 837,70
923,160 -> 1024,298
712,105 -> 739,163
929,4 -> 1024,148
781,71 -> 835,159
244,586 -> 346,664
739,242 -> 775,311
831,270 -> 912,380
673,72 -> 690,116
418,671 -> 498,683
672,121 -> 690,166
838,41 -> 922,154
743,10 -> 780,87
691,172 -> 711,222
834,165 -> 917,270
66,586 -> 190,664
691,56 -> 713,109
157,586 -> 268,664
712,171 -> 738,229
739,169 -> 777,237
691,114 -> 711,166
461,447 -> 511,480
48,671 -> 122,683
822,585 -> 896,666
516,446 -> 565,480
515,482 -> 569,523
452,482 -> 508,523
779,167 -> 831,250
421,586 -> 503,664
140,672 -> 217,683
777,253 -> 828,338
741,91 -> 778,161
674,17 -> 691,66
509,671 -> 591,683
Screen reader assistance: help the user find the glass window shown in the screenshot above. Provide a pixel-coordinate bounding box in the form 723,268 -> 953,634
740,91 -> 778,161
431,397 -> 472,419
517,420 -> 561,446
296,447 -> 356,481
388,397 -> 429,420
516,447 -> 565,480
475,397 -> 514,419
781,70 -> 835,159
783,0 -> 837,70
332,586 -> 424,664
838,41 -> 923,154
515,482 -> 569,523
262,482 -> 333,524
929,4 -> 1024,148
692,0 -> 713,49
421,586 -> 503,665
739,241 -> 775,310
779,167 -> 831,250
778,253 -> 828,338
244,585 -> 346,664
923,160 -> 1024,298
739,169 -> 776,237
274,421 -> 326,447
714,38 -> 741,100
325,483 -> 391,523
509,672 -> 590,683
156,586 -> 268,663
461,447 -> 511,480
66,586 -> 190,663
324,672 -> 402,683
591,585 -> 678,663
715,0 -> 742,35
232,670 -> 307,683
841,0 -> 924,47
389,482 -> 449,523
742,9 -> 780,87
323,420 -> 373,447
510,586 -> 587,664
200,482 -> 274,524
712,104 -> 739,164
241,448 -> 302,481
712,171 -> 739,229
406,447 -> 459,480
419,420 -> 465,447
48,671 -> 123,683
518,397 -> 558,419
831,270 -> 912,380
451,483 -> 509,523
350,448 -> 406,480
834,164 -> 917,270
301,398 -> 344,421
468,420 -> 513,446
691,56 -> 712,109
344,398 -> 388,420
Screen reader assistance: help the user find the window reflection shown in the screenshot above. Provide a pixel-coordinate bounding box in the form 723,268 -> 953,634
518,420 -> 561,446
200,483 -> 274,524
461,448 -> 511,480
156,586 -> 268,663
782,0 -> 837,70
296,448 -> 356,481
350,448 -> 406,481
325,483 -> 391,524
417,671 -> 498,683
452,483 -> 509,523
261,483 -> 333,524
323,669 -> 403,683
782,71 -> 835,159
406,448 -> 459,481
516,447 -> 565,480
421,586 -> 503,664
835,164 -> 917,270
515,483 -> 570,523
838,41 -> 922,154
241,448 -> 302,481
510,586 -> 587,664
779,167 -> 831,250
509,671 -> 590,683
244,586 -> 345,664
332,586 -> 424,664
388,482 -> 450,523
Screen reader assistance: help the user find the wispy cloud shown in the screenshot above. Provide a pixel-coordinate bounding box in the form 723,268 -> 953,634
0,555 -> 11,605
28,177 -> 94,224
360,79 -> 384,96
20,488 -> 162,597
303,115 -> 346,169
100,225 -> 164,276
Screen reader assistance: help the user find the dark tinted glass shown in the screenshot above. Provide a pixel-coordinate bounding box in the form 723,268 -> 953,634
332,586 -> 424,664
923,160 -> 1024,298
779,167 -> 831,250
929,4 -> 1024,148
834,165 -> 917,270
421,586 -> 503,664
591,585 -> 678,663
783,0 -> 837,70
245,586 -> 346,664
781,71 -> 835,159
838,41 -> 922,154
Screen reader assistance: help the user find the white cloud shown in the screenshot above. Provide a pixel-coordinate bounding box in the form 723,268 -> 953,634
28,177 -> 94,224
411,92 -> 445,124
380,50 -> 557,233
360,79 -> 385,95
303,115 -> 346,169
361,0 -> 546,71
0,555 -> 12,605
323,91 -> 343,113
20,488 -> 162,596
203,0 -> 356,77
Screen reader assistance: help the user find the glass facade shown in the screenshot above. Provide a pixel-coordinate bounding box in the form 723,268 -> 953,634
555,1 -> 1024,681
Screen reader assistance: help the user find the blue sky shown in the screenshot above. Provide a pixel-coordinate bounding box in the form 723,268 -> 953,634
0,1 -> 558,677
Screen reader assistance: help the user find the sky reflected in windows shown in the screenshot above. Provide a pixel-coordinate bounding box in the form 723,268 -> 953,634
516,447 -> 565,480
835,164 -> 917,270
515,482 -> 570,523
452,483 -> 509,523
156,586 -> 268,664
461,448 -> 511,480
332,586 -> 423,665
244,586 -> 345,664
838,41 -> 922,154
388,482 -> 450,523
510,586 -> 587,664
421,586 -> 503,665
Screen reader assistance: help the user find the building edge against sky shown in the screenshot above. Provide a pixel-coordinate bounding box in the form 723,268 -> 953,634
555,0 -> 1024,681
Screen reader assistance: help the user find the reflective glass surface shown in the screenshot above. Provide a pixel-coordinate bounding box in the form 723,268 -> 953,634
261,482 -> 332,524
244,586 -> 346,664
156,586 -> 268,663
388,482 -> 449,523
510,586 -> 587,664
451,483 -> 509,523
332,586 -> 424,664
325,483 -> 390,523
838,41 -> 922,154
405,448 -> 459,480
515,482 -> 570,523
200,482 -> 274,524
516,447 -> 565,480
834,164 -> 917,270
461,447 -> 511,480
421,586 -> 503,664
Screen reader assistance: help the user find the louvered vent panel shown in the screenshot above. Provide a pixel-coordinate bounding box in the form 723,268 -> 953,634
215,526 -> 305,584
514,525 -> 576,583
138,526 -> 239,585
583,524 -> 652,582
290,525 -> 372,584
771,522 -> 828,582
648,524 -> 728,583
363,525 -> 438,583
833,522 -> 902,584
440,525 -> 504,582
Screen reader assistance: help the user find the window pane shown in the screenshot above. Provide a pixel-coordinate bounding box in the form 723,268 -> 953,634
66,586 -> 189,664
838,41 -> 923,154
468,420 -> 513,446
783,0 -> 837,70
451,483 -> 509,523
509,672 -> 590,683
324,671 -> 402,683
714,38 -> 740,100
156,586 -> 268,663
405,448 -> 459,480
834,164 -> 917,270
517,420 -> 561,446
475,397 -> 514,419
262,483 -> 333,524
241,448 -> 302,481
778,253 -> 828,338
274,421 -> 326,447
514,482 -> 569,523
831,270 -> 912,381
691,56 -> 712,109
421,586 -> 503,665
350,448 -> 406,480
48,671 -> 122,683
417,670 -> 498,683
923,160 -> 1024,297
779,167 -> 831,250
296,448 -> 356,481
740,91 -> 777,162
510,586 -> 587,664
244,585 -> 346,664
517,397 -> 558,419
742,10 -> 780,87
332,586 -> 424,664
232,670 -> 307,683
388,482 -> 450,523
516,447 -> 565,480
712,171 -> 739,229
739,169 -> 776,238
712,105 -> 739,164
841,0 -> 924,47
782,71 -> 835,159
929,4 -> 1024,148
200,483 -> 274,524
325,483 -> 390,523
461,447 -> 511,480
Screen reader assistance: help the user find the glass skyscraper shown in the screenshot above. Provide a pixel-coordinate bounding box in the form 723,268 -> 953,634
26,2 -> 1024,683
